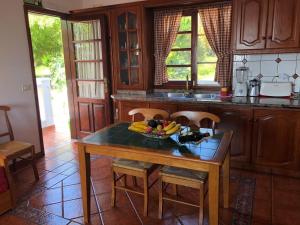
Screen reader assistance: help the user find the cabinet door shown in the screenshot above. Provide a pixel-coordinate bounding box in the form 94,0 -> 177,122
113,6 -> 143,90
234,0 -> 268,50
266,0 -> 300,49
118,101 -> 149,121
149,102 -> 178,115
253,109 -> 300,170
209,106 -> 252,163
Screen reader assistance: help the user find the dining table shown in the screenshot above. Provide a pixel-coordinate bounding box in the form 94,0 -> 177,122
78,122 -> 233,225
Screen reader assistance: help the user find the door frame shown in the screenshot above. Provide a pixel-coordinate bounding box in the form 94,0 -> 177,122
23,4 -> 76,156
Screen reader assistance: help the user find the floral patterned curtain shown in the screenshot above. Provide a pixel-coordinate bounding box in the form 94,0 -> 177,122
199,3 -> 232,87
154,9 -> 182,85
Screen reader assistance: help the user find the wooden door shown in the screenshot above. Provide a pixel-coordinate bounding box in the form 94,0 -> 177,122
234,0 -> 268,50
112,6 -> 143,90
252,109 -> 300,170
266,0 -> 300,49
66,17 -> 112,138
209,106 -> 252,163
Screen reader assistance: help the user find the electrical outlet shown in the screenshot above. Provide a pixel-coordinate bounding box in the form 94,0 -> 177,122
22,84 -> 32,92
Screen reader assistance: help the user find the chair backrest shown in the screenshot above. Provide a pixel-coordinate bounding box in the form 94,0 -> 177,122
0,106 -> 14,141
128,108 -> 169,121
170,111 -> 220,133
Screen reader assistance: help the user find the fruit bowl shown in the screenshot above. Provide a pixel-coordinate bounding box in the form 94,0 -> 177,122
128,120 -> 181,139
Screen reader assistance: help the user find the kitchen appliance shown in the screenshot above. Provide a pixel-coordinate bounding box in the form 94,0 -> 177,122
249,78 -> 260,96
260,82 -> 292,97
234,66 -> 249,97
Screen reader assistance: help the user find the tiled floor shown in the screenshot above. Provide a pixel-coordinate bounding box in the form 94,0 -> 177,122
42,125 -> 71,150
1,142 -> 300,225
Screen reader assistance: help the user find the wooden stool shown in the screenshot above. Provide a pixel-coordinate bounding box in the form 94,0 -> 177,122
112,159 -> 158,216
112,108 -> 169,216
158,166 -> 207,225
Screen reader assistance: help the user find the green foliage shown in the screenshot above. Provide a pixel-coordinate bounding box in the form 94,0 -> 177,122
166,15 -> 217,82
29,13 -> 65,90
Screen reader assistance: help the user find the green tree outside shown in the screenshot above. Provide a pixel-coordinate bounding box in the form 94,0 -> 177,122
29,13 -> 66,90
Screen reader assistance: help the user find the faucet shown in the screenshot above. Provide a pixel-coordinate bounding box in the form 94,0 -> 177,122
184,74 -> 193,97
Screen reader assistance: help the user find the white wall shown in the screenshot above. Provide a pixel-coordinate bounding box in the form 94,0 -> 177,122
82,0 -> 144,8
0,0 -> 82,154
0,0 -> 41,153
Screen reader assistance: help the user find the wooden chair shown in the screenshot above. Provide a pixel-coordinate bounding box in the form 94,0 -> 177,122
0,106 -> 39,182
112,108 -> 169,216
158,111 -> 221,225
0,155 -> 14,214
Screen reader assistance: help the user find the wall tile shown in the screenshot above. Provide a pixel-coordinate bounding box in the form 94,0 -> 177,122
261,61 -> 277,76
234,55 -> 244,62
279,53 -> 297,61
245,61 -> 261,77
261,54 -> 278,61
278,61 -> 296,76
246,54 -> 261,62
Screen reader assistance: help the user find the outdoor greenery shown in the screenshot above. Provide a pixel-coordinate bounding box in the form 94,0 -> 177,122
166,15 -> 217,82
29,13 -> 66,90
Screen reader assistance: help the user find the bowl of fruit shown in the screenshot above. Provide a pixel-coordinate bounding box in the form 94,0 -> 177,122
128,119 -> 181,139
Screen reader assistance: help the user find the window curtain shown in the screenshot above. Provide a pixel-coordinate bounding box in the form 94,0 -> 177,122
199,3 -> 232,87
154,9 -> 182,85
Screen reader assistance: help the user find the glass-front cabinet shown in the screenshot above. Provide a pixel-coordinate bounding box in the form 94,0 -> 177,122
113,6 -> 143,90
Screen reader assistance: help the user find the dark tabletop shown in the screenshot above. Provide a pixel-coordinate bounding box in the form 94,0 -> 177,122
80,123 -> 229,164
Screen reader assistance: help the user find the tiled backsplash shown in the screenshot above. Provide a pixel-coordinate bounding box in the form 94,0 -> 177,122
232,53 -> 300,92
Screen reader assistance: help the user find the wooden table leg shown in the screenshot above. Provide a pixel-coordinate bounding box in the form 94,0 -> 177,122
78,144 -> 91,225
208,165 -> 220,225
223,152 -> 230,208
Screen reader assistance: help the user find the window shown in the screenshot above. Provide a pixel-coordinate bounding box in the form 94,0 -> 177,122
166,11 -> 218,86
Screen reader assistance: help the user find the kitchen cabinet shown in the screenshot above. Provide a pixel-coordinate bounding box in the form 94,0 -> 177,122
266,0 -> 300,49
252,109 -> 300,171
149,102 -> 178,115
233,0 -> 300,52
233,0 -> 268,50
117,100 -> 149,121
111,6 -> 153,91
209,106 -> 252,163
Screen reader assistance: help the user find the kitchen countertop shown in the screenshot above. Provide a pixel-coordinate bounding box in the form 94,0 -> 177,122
111,92 -> 300,109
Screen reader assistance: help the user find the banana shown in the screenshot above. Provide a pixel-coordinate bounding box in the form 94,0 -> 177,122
132,123 -> 148,130
128,125 -> 146,133
166,124 -> 181,135
163,121 -> 176,131
132,121 -> 147,126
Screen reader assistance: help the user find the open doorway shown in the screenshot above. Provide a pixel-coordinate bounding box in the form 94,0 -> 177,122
27,12 -> 71,151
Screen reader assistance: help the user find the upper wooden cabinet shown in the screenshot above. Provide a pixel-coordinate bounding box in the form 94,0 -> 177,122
234,0 -> 268,50
233,0 -> 300,52
266,0 -> 300,49
111,6 -> 153,91
252,109 -> 300,171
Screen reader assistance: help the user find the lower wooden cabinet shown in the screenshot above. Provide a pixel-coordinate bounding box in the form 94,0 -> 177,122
252,109 -> 300,171
149,102 -> 178,115
209,106 -> 252,163
117,101 -> 149,121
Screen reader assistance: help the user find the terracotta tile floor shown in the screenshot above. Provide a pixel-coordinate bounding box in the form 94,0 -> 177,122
1,142 -> 300,225
42,125 -> 71,150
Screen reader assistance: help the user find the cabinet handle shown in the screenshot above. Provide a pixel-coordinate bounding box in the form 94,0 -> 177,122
223,111 -> 235,116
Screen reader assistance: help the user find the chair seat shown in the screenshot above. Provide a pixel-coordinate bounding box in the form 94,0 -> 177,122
113,159 -> 155,171
0,141 -> 33,158
160,166 -> 208,182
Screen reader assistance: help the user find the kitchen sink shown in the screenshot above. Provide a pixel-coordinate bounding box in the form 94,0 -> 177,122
167,92 -> 220,100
